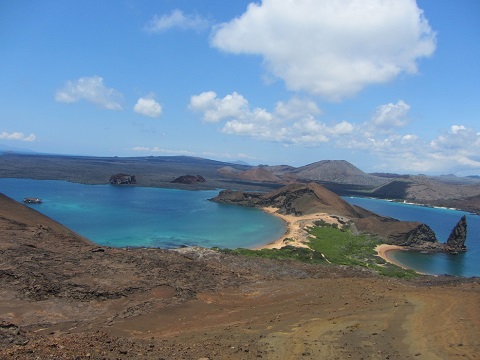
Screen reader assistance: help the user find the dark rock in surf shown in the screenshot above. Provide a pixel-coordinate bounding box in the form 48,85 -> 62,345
172,175 -> 206,184
109,174 -> 136,185
446,215 -> 467,253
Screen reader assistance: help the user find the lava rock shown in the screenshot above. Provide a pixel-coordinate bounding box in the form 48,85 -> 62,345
172,175 -> 206,184
109,174 -> 136,185
446,215 -> 467,253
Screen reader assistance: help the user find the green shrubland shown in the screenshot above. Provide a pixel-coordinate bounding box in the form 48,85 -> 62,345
306,223 -> 417,278
219,221 -> 418,278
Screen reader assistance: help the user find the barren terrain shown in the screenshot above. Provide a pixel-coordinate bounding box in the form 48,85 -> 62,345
1,193 -> 479,359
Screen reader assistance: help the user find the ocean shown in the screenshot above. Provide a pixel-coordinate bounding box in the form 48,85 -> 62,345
1,178 -> 478,277
344,196 -> 479,277
0,178 -> 285,249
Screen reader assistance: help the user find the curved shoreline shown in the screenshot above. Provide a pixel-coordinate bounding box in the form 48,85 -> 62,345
253,207 -> 345,250
253,211 -> 428,276
375,244 -> 410,269
375,244 -> 431,275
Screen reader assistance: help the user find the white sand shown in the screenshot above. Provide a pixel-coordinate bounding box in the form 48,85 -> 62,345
375,244 -> 410,268
255,207 -> 346,249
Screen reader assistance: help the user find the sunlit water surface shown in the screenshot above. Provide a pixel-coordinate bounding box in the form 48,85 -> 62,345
0,178 -> 285,249
344,197 -> 479,277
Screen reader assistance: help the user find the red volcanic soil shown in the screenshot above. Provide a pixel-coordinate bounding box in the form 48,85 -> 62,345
1,193 -> 479,359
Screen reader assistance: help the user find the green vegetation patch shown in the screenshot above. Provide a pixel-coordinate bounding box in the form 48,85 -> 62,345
217,222 -> 417,278
306,224 -> 417,278
219,245 -> 326,264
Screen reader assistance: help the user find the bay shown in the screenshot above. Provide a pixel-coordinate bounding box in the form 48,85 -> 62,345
344,197 -> 480,277
2,178 -> 478,276
0,178 -> 285,249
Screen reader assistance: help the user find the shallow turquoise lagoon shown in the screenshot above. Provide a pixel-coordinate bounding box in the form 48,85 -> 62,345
0,179 -> 285,249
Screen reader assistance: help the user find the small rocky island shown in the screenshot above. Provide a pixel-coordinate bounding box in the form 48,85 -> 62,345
445,215 -> 467,253
108,173 -> 136,185
172,175 -> 206,184
23,197 -> 42,204
211,183 -> 468,254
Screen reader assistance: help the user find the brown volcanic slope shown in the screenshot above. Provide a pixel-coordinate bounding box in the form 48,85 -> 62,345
372,176 -> 480,213
218,166 -> 284,183
263,182 -> 368,217
212,182 -> 368,217
0,193 -> 92,248
292,160 -> 389,186
1,193 -> 479,359
238,167 -> 283,182
212,183 -> 446,249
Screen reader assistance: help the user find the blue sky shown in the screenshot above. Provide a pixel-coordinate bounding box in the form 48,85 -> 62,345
1,0 -> 479,175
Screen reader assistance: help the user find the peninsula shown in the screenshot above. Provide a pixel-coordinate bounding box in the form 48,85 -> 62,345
211,182 -> 468,254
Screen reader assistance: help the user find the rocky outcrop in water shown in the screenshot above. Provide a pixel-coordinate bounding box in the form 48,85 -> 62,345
23,197 -> 42,204
446,215 -> 467,253
109,173 -> 136,185
352,215 -> 441,250
394,223 -> 442,250
172,175 -> 206,184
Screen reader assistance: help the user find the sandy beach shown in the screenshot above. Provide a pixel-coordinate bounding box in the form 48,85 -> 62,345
255,207 -> 346,249
258,209 -> 423,274
375,244 -> 412,268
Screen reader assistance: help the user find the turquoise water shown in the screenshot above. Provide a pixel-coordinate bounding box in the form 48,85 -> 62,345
344,197 -> 480,277
1,178 -> 478,276
0,179 -> 285,249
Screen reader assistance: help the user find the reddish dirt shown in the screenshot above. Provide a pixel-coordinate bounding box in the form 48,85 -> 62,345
1,193 -> 479,359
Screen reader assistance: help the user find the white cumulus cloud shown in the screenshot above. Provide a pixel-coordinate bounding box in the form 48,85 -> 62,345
145,9 -> 210,32
55,76 -> 123,110
431,125 -> 479,150
0,131 -> 36,142
134,95 -> 163,118
189,91 -> 352,144
190,91 -> 480,174
345,122 -> 480,174
371,100 -> 411,129
189,91 -> 249,123
211,0 -> 436,100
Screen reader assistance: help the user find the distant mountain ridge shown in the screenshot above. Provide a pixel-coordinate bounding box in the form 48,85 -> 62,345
1,152 -> 479,212
290,160 -> 388,186
218,160 -> 389,187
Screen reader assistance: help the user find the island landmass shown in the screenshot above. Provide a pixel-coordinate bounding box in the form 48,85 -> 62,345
1,153 -> 479,358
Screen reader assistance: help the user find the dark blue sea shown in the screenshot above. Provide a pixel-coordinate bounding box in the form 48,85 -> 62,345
344,197 -> 479,277
0,179 -> 285,249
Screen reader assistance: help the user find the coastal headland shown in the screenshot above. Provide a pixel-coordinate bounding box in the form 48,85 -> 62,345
212,183 -> 468,254
258,209 -> 421,271
1,187 -> 479,358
